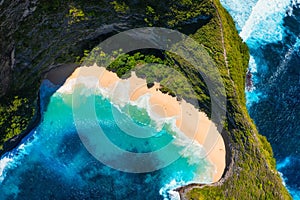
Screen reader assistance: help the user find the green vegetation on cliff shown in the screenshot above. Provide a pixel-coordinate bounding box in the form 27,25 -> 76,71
0,0 -> 291,199
184,1 -> 291,199
0,95 -> 36,149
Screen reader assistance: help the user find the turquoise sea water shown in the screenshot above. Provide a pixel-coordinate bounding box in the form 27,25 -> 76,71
0,80 -> 214,199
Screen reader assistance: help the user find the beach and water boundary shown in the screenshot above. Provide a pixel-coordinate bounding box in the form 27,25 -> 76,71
57,64 -> 227,182
0,62 -> 230,199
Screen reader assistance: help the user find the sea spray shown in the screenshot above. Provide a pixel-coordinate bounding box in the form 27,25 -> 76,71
159,179 -> 184,200
0,155 -> 13,182
239,0 -> 290,44
219,0 -> 258,31
221,0 -> 299,108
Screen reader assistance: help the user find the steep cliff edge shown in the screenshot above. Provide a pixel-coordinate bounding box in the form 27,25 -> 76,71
0,0 -> 291,199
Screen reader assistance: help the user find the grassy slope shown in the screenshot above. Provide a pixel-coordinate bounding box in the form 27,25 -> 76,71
0,0 -> 291,199
185,1 -> 291,199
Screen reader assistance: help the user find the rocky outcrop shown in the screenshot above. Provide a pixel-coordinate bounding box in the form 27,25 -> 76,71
0,1 -> 141,97
0,0 -> 37,96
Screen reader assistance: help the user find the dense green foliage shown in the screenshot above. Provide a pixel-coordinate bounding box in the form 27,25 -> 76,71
0,0 -> 291,199
77,2 -> 291,198
0,93 -> 37,150
185,1 -> 291,199
81,47 -> 211,111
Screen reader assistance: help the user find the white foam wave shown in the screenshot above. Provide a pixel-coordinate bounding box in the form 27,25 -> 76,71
0,134 -> 36,183
57,76 -> 100,94
240,0 -> 291,44
0,156 -> 13,182
58,73 -> 180,133
129,94 -> 178,131
173,133 -> 207,163
113,92 -> 210,166
248,56 -> 257,73
62,71 -> 213,156
111,95 -> 213,175
56,69 -> 193,139
220,0 -> 298,106
129,99 -> 214,171
219,0 -> 258,31
159,179 -> 185,200
221,0 -> 300,45
247,56 -> 260,87
278,171 -> 287,187
56,69 -> 215,190
159,172 -> 213,200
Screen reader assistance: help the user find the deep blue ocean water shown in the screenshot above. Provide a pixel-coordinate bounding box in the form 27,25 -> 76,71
0,80 -> 214,200
220,0 -> 300,199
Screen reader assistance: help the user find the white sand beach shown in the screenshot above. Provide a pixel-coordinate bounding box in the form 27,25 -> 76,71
57,64 -> 226,182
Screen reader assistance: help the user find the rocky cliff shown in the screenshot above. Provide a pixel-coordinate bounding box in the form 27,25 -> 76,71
0,0 -> 291,199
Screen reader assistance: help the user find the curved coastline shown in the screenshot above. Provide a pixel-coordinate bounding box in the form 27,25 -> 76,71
0,0 -> 292,199
0,63 -> 230,197
57,64 -> 227,183
0,63 -> 79,158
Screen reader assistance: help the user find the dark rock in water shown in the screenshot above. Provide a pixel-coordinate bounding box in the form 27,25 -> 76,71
246,69 -> 252,91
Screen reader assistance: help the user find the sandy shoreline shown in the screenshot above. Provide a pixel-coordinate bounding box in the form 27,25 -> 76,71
56,64 -> 226,182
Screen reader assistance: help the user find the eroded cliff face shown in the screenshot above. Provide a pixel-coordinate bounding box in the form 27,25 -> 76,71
0,0 -> 128,96
0,0 -> 212,97
0,0 -> 213,152
0,0 -> 35,95
0,1 -> 292,199
0,1 -> 141,149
